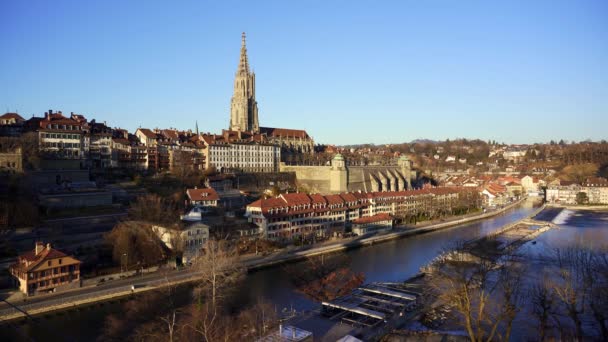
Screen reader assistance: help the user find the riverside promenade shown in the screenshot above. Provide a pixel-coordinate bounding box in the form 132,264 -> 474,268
0,198 -> 528,321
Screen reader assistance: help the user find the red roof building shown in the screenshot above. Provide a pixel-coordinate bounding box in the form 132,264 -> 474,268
9,242 -> 81,295
186,187 -> 220,207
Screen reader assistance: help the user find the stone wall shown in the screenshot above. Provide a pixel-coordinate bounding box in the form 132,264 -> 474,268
279,164 -> 332,193
234,172 -> 297,192
39,191 -> 113,209
31,170 -> 90,188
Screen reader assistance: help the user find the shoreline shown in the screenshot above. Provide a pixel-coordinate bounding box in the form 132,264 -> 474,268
0,198 -> 529,322
244,197 -> 528,271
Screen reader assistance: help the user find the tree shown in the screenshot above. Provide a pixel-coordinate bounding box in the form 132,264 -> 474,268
530,280 -> 555,342
193,238 -> 244,311
427,248 -> 525,342
575,192 -> 588,205
560,163 -> 598,184
105,221 -> 167,268
128,193 -> 181,226
285,253 -> 365,302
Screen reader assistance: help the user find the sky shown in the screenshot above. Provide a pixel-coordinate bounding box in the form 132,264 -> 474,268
1,0 -> 607,145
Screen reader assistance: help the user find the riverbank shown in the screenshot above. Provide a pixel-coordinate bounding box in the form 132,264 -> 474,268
243,197 -> 527,271
0,198 -> 528,322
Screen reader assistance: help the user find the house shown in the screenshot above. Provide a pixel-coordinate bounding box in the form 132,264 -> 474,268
351,213 -> 393,236
482,183 -> 509,207
505,182 -> 524,197
9,242 -> 81,295
0,112 -> 25,125
186,187 -> 219,208
152,222 -> 209,264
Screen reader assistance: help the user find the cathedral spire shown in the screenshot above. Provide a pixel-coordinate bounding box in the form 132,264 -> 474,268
237,32 -> 249,76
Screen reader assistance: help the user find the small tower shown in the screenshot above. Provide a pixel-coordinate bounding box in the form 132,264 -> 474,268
330,154 -> 348,193
398,155 -> 412,189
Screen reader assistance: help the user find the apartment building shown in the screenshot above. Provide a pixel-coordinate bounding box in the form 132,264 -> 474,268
246,187 -> 469,241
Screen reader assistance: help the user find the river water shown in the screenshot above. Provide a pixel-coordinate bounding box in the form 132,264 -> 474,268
2,199 -> 547,341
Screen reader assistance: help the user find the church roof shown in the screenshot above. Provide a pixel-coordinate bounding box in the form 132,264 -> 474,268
259,127 -> 311,139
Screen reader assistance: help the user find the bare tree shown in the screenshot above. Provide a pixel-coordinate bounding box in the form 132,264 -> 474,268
193,238 -> 244,311
551,247 -> 594,341
105,221 -> 167,268
530,280 -> 555,341
128,193 -> 181,226
285,253 -> 365,302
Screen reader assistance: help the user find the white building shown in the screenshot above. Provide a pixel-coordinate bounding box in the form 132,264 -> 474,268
546,178 -> 608,204
200,131 -> 280,173
152,222 -> 209,263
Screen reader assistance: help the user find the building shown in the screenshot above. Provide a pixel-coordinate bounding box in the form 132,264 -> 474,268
351,213 -> 393,236
0,147 -> 23,173
546,177 -> 608,204
260,127 -> 314,155
0,112 -> 25,137
226,33 -> 314,161
152,222 -> 209,263
482,183 -> 509,207
89,121 -> 113,168
200,130 -> 280,173
9,242 -> 81,295
245,187 -> 469,241
0,112 -> 25,125
229,33 -> 259,133
186,187 -> 220,208
521,175 -> 541,193
281,154 -> 414,194
257,325 -> 313,342
35,110 -> 86,166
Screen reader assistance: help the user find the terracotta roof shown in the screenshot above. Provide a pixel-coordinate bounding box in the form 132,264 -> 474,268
248,187 -> 465,217
352,213 -> 393,225
161,129 -> 179,140
325,194 -> 345,205
11,243 -> 75,273
280,193 -> 311,206
187,188 -> 219,201
137,128 -> 158,139
0,112 -> 25,121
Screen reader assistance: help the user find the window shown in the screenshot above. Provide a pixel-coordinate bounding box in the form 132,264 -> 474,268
47,261 -> 51,267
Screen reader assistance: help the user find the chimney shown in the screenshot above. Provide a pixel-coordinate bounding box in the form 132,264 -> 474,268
46,243 -> 51,250
35,242 -> 44,255
49,109 -> 53,115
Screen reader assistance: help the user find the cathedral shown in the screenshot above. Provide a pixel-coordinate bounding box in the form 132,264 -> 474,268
229,33 -> 314,157
229,33 -> 259,133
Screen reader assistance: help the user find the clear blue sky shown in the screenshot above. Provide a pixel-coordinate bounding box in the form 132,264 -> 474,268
1,0 -> 607,145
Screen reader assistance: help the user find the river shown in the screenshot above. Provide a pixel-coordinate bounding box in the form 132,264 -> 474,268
2,199 -> 544,341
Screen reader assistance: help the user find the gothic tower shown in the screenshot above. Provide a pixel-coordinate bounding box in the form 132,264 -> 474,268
229,32 -> 259,133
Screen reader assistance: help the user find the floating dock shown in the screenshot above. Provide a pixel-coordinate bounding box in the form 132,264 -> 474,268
321,282 -> 419,328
